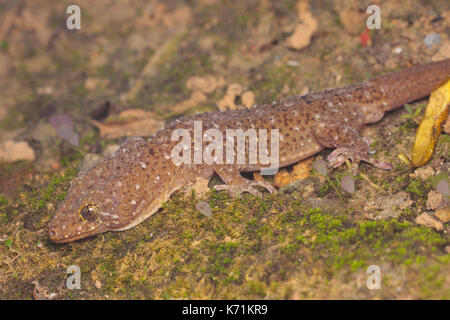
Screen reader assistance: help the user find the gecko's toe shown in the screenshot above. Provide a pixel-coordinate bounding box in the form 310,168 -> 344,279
327,147 -> 392,172
254,180 -> 277,194
327,148 -> 348,168
357,152 -> 392,170
214,180 -> 276,198
214,184 -> 260,198
366,159 -> 393,170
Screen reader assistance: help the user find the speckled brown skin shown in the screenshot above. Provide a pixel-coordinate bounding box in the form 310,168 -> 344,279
47,59 -> 450,243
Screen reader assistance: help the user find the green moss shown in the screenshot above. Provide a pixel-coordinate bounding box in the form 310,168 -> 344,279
0,194 -> 7,206
40,166 -> 78,207
236,14 -> 250,28
1,41 -> 9,52
247,280 -> 267,297
251,65 -> 298,104
0,107 -> 26,130
438,134 -> 450,145
133,46 -> 214,115
396,176 -> 406,184
405,177 -> 430,198
399,120 -> 416,135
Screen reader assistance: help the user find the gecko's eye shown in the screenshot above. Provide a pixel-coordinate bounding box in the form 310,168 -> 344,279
79,203 -> 99,222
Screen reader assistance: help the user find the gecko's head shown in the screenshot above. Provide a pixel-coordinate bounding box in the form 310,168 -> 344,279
46,160 -> 123,243
47,199 -> 107,243
46,137 -> 159,243
47,136 -> 175,243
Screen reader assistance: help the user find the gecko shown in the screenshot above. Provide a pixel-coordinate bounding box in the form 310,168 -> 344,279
47,59 -> 450,243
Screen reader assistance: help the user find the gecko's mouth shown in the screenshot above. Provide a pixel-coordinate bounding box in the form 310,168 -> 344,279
46,224 -> 106,243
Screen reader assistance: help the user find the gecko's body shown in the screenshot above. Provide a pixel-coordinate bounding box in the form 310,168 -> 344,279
47,59 -> 450,243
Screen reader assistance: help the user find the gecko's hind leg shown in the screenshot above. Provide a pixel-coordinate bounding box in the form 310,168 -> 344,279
213,166 -> 276,198
327,147 -> 392,174
312,121 -> 392,174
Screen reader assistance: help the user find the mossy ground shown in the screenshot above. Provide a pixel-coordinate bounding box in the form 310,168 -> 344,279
0,0 -> 449,299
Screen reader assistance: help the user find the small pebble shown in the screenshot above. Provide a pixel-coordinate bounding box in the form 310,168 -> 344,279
424,33 -> 441,48
95,280 -> 102,289
393,47 -> 402,54
195,201 -> 213,219
312,159 -> 327,176
435,177 -> 449,197
340,172 -> 355,194
103,144 -> 120,157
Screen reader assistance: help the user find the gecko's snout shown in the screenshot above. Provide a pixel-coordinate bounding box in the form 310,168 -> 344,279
46,218 -> 63,242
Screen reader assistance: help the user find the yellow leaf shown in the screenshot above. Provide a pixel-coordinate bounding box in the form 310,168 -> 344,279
411,79 -> 450,167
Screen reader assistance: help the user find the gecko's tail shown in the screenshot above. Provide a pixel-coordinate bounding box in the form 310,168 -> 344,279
371,58 -> 450,111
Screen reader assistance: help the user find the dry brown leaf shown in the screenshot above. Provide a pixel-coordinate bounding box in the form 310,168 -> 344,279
286,0 -> 318,50
91,109 -> 164,139
273,169 -> 292,187
434,207 -> 450,223
273,157 -> 314,187
217,84 -> 257,111
338,6 -> 364,35
169,91 -> 207,115
255,158 -> 313,187
186,75 -> 226,94
432,43 -> 450,62
426,190 -> 444,210
241,91 -> 255,108
415,213 -> 444,231
253,172 -> 266,182
292,157 -> 314,178
226,83 -> 243,97
0,140 -> 35,163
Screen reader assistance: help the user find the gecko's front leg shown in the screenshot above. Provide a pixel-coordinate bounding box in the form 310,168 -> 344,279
312,113 -> 392,174
213,165 -> 276,198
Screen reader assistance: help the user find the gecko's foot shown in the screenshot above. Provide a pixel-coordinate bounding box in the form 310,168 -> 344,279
214,180 -> 276,198
327,147 -> 392,174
